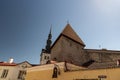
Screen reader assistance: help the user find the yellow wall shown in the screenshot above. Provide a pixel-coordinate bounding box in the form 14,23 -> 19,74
26,63 -> 120,80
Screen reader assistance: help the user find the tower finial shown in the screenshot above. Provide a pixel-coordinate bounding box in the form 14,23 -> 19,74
67,20 -> 69,24
50,24 -> 52,34
48,25 -> 52,39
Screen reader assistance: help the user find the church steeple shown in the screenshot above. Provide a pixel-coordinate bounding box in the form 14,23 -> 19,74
45,26 -> 52,53
40,26 -> 52,64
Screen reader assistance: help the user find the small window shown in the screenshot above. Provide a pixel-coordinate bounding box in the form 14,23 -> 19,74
44,56 -> 46,59
99,78 -> 106,80
45,56 -> 49,60
98,75 -> 107,80
18,70 -> 26,79
1,69 -> 9,78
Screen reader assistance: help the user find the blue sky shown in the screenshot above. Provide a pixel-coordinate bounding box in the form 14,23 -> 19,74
0,0 -> 120,64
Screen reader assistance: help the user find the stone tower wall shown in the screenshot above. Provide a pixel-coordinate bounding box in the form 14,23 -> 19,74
51,36 -> 90,66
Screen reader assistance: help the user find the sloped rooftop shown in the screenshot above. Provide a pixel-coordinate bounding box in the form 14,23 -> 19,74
51,24 -> 85,49
88,61 -> 117,69
27,62 -> 87,72
61,24 -> 85,46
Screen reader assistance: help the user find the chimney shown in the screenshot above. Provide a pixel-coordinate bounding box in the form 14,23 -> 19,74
9,58 -> 14,63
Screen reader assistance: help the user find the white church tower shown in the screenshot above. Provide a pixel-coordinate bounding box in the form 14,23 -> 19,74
40,27 -> 52,64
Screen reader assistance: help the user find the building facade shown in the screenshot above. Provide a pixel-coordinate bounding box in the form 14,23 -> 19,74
0,61 -> 32,80
26,62 -> 120,80
26,23 -> 120,80
50,24 -> 120,68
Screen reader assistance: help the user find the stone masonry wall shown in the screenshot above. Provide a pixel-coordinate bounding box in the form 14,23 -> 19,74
87,51 -> 120,63
51,36 -> 90,66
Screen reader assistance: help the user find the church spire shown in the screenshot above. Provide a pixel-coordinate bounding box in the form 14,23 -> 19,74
48,26 -> 52,40
45,26 -> 52,53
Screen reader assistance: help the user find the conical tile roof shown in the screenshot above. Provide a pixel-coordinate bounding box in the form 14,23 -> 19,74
61,24 -> 85,46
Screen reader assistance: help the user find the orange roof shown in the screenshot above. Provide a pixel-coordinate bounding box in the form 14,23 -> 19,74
61,24 -> 85,46
0,62 -> 16,66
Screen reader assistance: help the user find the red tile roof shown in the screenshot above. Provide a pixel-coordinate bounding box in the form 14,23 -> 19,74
0,62 -> 17,66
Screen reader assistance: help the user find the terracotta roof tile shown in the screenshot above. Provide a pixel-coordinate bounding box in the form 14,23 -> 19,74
0,62 -> 16,66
